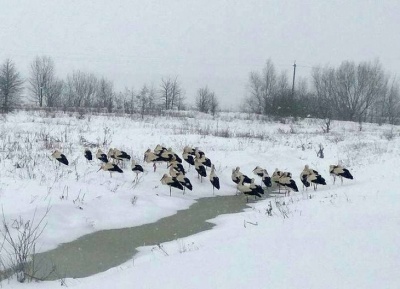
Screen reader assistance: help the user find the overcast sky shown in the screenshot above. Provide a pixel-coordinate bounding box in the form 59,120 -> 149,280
1,0 -> 399,109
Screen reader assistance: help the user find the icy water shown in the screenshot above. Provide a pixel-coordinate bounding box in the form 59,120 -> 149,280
34,194 -> 267,279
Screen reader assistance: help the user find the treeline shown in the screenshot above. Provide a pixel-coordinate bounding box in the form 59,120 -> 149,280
0,56 -> 399,125
0,56 -> 220,116
244,59 -> 400,125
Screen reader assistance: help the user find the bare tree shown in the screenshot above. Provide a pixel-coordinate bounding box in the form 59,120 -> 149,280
28,56 -> 59,107
209,92 -> 219,116
272,72 -> 291,116
138,84 -> 149,118
159,76 -> 182,110
196,86 -> 212,113
45,78 -> 63,107
65,71 -> 98,108
97,78 -> 114,112
384,79 -> 400,124
159,78 -> 172,110
169,76 -> 182,110
122,88 -> 136,114
295,77 -> 313,117
245,71 -> 263,114
260,59 -> 278,114
0,59 -> 24,113
312,66 -> 336,131
147,85 -> 158,114
334,60 -> 387,121
244,59 -> 282,115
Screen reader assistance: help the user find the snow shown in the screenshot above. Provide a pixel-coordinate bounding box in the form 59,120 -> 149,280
1,110 -> 399,289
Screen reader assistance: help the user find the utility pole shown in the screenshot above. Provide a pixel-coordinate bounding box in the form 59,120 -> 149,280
292,61 -> 296,98
40,85 -> 43,107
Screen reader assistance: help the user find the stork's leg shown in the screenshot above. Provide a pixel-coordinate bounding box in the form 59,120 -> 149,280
170,186 -> 172,197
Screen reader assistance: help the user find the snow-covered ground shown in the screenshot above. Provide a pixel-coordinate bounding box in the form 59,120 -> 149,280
1,110 -> 399,289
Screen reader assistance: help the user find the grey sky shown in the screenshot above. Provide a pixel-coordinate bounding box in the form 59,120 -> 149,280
1,0 -> 399,109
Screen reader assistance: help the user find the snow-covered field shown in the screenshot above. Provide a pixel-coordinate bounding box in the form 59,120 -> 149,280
1,110 -> 399,288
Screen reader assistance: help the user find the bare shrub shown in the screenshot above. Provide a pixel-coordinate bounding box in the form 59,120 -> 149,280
316,144 -> 324,158
381,128 -> 395,140
326,133 -> 345,144
0,207 -> 51,282
274,198 -> 291,219
214,128 -> 231,138
321,118 -> 332,133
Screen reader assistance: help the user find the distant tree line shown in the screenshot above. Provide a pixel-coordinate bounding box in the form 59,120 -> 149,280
0,56 -> 220,116
244,58 -> 400,125
1,56 -> 399,125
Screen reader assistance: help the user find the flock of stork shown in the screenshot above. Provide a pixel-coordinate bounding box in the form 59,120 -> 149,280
51,145 -> 354,201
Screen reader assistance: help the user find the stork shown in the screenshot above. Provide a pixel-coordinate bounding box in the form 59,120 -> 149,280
131,159 -> 144,182
182,151 -> 195,169
154,144 -> 167,155
261,169 -> 272,188
252,166 -> 264,178
160,148 -> 182,163
144,148 -> 162,172
231,168 -> 240,184
306,173 -> 327,190
253,166 -> 271,187
232,167 -> 251,184
300,165 -> 324,190
51,150 -> 69,166
196,154 -> 211,168
183,145 -> 195,155
275,174 -> 298,196
194,159 -> 207,182
272,168 -> 286,192
96,149 -> 108,163
109,148 -> 131,163
168,156 -> 186,174
160,173 -> 184,196
249,178 -> 264,197
169,167 -> 192,193
329,165 -> 353,184
209,164 -> 220,194
237,175 -> 262,202
194,147 -> 205,159
84,148 -> 92,162
97,162 -> 123,177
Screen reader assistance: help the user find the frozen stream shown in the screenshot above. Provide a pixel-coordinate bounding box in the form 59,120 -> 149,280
35,194 -> 266,279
